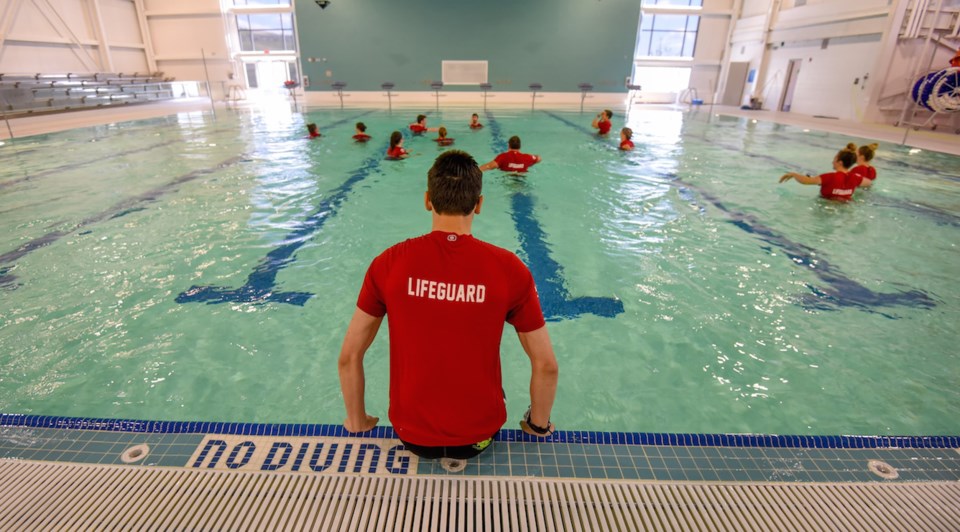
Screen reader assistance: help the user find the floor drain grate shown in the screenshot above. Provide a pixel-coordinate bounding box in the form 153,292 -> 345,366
868,459 -> 899,480
120,444 -> 149,464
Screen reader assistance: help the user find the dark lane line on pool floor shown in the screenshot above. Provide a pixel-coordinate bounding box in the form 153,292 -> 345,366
684,125 -> 960,228
176,147 -> 387,306
544,111 -> 937,316
0,155 -> 249,289
176,111 -> 438,306
1,113 -> 372,290
485,112 -> 623,321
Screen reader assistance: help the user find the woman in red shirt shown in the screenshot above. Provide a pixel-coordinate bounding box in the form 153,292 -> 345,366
848,142 -> 878,187
386,131 -> 409,159
619,127 -> 634,151
779,148 -> 861,201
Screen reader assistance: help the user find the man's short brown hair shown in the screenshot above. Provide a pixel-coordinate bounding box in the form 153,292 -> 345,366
508,135 -> 521,150
427,150 -> 482,215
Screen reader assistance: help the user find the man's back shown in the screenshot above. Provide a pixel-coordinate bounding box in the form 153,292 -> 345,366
357,231 -> 544,446
495,150 -> 539,172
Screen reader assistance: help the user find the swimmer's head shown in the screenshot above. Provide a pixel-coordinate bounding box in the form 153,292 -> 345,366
858,143 -> 878,162
390,131 -> 403,148
508,136 -> 521,150
427,150 -> 482,216
603,109 -> 613,119
834,149 -> 857,170
356,122 -> 366,133
472,113 -> 479,119
307,123 -> 318,134
621,127 -> 632,140
416,114 -> 427,124
438,126 -> 448,138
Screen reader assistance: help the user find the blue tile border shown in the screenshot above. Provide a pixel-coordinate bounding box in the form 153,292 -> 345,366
2,413 -> 957,450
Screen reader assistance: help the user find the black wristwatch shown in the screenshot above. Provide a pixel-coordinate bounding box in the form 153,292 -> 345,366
523,407 -> 552,435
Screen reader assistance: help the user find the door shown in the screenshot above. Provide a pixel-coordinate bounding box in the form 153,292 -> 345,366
721,62 -> 750,106
779,59 -> 803,112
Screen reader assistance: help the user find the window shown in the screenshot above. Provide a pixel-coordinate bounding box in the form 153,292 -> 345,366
637,13 -> 700,57
236,13 -> 296,52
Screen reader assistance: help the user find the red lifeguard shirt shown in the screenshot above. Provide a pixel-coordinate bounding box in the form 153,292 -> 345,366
597,119 -> 611,135
357,231 -> 546,447
494,151 -> 540,173
353,133 -> 371,142
850,165 -> 876,182
386,146 -> 407,159
819,171 -> 862,201
409,123 -> 427,134
435,137 -> 454,146
470,123 -> 483,129
619,139 -> 634,150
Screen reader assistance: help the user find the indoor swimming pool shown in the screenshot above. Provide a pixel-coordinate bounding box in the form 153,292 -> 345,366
1,106 -> 958,440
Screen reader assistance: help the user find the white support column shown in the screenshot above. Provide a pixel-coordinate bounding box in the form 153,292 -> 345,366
87,0 -> 114,72
714,0 -> 745,105
133,0 -> 157,73
750,0 -> 782,103
0,0 -> 27,53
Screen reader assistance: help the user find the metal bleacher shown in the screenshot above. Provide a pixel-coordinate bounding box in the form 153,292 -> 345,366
0,72 -> 177,117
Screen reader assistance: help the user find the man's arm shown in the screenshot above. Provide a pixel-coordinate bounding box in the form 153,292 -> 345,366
338,307 -> 384,433
479,160 -> 499,171
517,325 -> 559,436
779,172 -> 821,185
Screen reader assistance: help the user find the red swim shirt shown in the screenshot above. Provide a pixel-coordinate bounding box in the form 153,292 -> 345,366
357,231 -> 545,446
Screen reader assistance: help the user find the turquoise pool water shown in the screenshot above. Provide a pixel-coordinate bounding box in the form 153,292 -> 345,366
1,107 -> 958,437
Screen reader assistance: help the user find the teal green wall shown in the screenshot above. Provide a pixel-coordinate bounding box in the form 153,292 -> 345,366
295,0 -> 640,92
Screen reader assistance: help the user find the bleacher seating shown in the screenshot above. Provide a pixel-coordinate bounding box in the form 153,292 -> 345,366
0,72 -> 177,116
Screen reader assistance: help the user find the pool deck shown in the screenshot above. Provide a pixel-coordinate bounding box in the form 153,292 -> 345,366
2,416 -> 959,528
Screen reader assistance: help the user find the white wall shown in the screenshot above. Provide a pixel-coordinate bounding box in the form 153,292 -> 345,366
143,0 -> 231,97
763,35 -> 881,119
0,0 -> 149,74
726,0 -> 894,118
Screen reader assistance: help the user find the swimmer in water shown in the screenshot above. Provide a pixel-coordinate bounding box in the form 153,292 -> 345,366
353,122 -> 371,143
591,110 -> 612,136
778,147 -> 861,201
469,113 -> 483,129
386,131 -> 409,159
307,123 -> 321,139
848,142 -> 878,188
479,135 -> 541,173
409,114 -> 438,135
435,127 -> 455,146
619,127 -> 634,151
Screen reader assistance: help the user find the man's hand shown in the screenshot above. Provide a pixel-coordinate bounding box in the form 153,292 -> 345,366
779,173 -> 793,183
344,414 -> 379,433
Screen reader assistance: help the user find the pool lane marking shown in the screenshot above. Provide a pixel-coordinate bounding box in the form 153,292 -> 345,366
0,155 -> 248,288
484,112 -> 624,321
0,138 -> 183,190
544,112 -> 937,316
176,147 -> 388,306
675,180 -> 936,315
686,127 -> 960,228
175,111 -> 430,306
